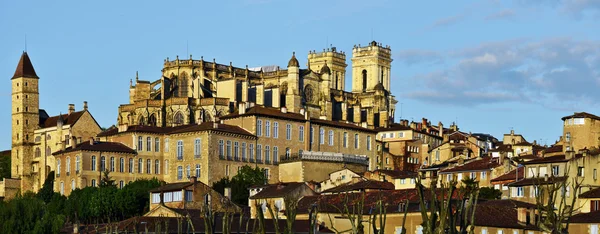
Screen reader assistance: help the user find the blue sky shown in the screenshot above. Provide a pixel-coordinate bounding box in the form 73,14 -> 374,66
1,0 -> 599,149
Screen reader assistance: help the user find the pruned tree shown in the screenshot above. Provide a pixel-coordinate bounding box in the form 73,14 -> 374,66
369,192 -> 388,234
283,193 -> 300,234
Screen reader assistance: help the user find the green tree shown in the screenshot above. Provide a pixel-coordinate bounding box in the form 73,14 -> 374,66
478,187 -> 502,200
99,170 -> 115,187
37,171 -> 56,203
213,166 -> 266,205
0,150 -> 10,179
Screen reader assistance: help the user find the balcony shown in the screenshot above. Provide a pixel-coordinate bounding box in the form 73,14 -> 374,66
279,151 -> 369,166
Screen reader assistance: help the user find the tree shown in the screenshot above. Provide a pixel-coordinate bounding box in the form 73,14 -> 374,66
0,150 -> 10,179
478,187 -> 502,200
534,167 -> 583,234
37,171 -> 56,203
213,166 -> 267,205
99,170 -> 115,188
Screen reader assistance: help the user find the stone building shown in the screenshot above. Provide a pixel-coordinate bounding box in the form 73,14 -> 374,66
3,52 -> 102,198
117,41 -> 396,130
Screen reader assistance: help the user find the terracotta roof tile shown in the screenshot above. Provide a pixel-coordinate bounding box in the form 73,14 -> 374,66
250,182 -> 312,199
39,111 -> 86,128
521,155 -> 567,165
479,199 -> 537,209
96,122 -> 255,137
371,170 -> 418,179
569,211 -> 600,223
375,123 -> 411,132
579,187 -> 600,198
310,118 -> 376,133
12,52 -> 38,79
53,141 -> 136,155
562,112 -> 600,121
544,144 -> 563,153
471,205 -> 536,229
508,176 -> 567,187
440,157 -> 500,173
491,167 -> 524,183
321,180 -> 394,193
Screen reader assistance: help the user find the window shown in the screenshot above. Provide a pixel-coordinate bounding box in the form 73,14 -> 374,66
354,133 -> 359,149
497,230 -> 503,234
591,224 -> 599,234
319,128 -> 325,144
299,126 -> 304,142
234,142 -> 239,160
257,120 -> 263,136
265,146 -> 271,163
552,165 -> 560,176
470,172 -> 476,179
310,127 -> 314,144
177,140 -> 184,160
128,158 -> 133,173
257,144 -> 262,162
194,138 -> 201,158
195,164 -> 201,177
218,140 -> 224,158
173,191 -> 183,202
329,130 -> 334,146
186,165 -> 191,178
119,180 -> 124,189
516,187 -> 524,197
265,121 -> 271,137
264,168 -> 270,180
286,124 -> 292,140
241,143 -> 247,161
91,156 -> 96,171
591,200 -> 600,212
119,158 -> 124,172
285,148 -> 291,159
91,179 -> 96,187
578,167 -> 585,177
60,182 -> 64,195
155,137 -> 160,152
595,169 -> 598,180
273,146 -> 278,164
146,137 -> 151,151
435,151 -> 440,161
481,171 -> 487,179
147,159 -> 151,174
226,140 -> 232,159
152,193 -> 160,204
386,157 -> 389,165
66,157 -> 71,174
177,166 -> 183,180
273,122 -> 279,138
101,156 -> 106,171
185,190 -> 193,202
249,144 -> 255,161
138,136 -> 143,151
367,136 -> 372,150
400,179 -> 405,184
481,229 -> 487,234
565,132 -> 571,143
343,132 -> 348,148
138,158 -> 143,173
110,157 -> 115,172
164,192 -> 173,202
57,159 -> 61,176
164,160 -> 169,175
155,160 -> 160,174
165,138 -> 169,152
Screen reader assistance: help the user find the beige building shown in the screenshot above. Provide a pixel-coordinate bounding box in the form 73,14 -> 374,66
4,52 -> 102,198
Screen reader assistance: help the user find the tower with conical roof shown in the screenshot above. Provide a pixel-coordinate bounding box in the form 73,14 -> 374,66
11,52 -> 40,189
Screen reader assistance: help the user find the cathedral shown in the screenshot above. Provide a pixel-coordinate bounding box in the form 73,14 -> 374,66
120,41 -> 396,129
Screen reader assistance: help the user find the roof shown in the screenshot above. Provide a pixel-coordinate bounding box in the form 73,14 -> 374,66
375,123 -> 412,132
321,180 -> 394,193
579,187 -> 600,198
221,105 -> 305,121
562,112 -> 600,121
39,111 -> 86,128
53,141 -> 137,155
471,205 -> 536,229
479,199 -> 537,209
513,141 -> 532,146
508,176 -> 567,187
97,122 -> 254,137
310,118 -> 376,133
148,182 -> 192,192
12,52 -> 38,79
521,155 -> 567,165
440,157 -> 500,173
250,182 -> 308,199
371,170 -> 418,179
287,52 -> 299,67
569,211 -> 600,223
544,144 -> 563,153
491,167 -> 524,183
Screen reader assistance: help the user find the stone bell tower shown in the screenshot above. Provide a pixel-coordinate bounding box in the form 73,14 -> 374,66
11,52 -> 40,190
351,41 -> 392,93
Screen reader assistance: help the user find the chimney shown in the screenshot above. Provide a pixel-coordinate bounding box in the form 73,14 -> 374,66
61,140 -> 66,151
213,122 -> 219,129
238,102 -> 246,115
438,122 -> 444,137
281,106 -> 287,113
190,176 -> 197,184
300,108 -> 306,116
89,137 -> 94,145
68,104 -> 75,115
70,136 -> 77,148
422,118 -> 428,128
83,101 -> 88,111
511,130 -> 514,136
224,187 -> 232,199
410,122 -> 417,130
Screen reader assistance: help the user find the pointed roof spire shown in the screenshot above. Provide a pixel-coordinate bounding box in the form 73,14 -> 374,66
287,51 -> 299,67
12,51 -> 38,79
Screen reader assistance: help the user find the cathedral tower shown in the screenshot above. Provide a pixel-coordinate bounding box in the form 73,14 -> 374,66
308,46 -> 347,90
11,52 -> 40,186
351,41 -> 392,93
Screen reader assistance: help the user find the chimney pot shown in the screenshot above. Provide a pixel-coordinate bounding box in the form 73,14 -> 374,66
238,102 -> 246,115
68,104 -> 75,114
83,101 -> 88,111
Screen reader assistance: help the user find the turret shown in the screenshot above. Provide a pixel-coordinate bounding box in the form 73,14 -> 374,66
285,52 -> 302,113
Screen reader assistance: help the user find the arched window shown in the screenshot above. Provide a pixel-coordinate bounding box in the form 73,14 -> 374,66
155,137 -> 160,152
194,138 -> 201,158
91,179 -> 96,187
138,158 -> 143,173
273,122 -> 279,138
195,164 -> 201,177
110,157 -> 115,172
148,114 -> 157,126
128,158 -> 133,173
178,72 -> 189,97
57,159 -> 61,176
329,130 -> 334,146
91,156 -> 96,171
119,158 -> 124,172
146,159 -> 151,174
71,180 -> 76,191
164,160 -> 169,175
155,160 -> 160,174
362,69 -> 367,91
35,148 -> 41,157
137,136 -> 143,151
76,156 -> 80,173
60,182 -> 64,195
146,137 -> 151,151
273,146 -> 278,164
177,166 -> 183,180
186,165 -> 191,178
66,157 -> 71,174
174,112 -> 184,125
177,140 -> 184,160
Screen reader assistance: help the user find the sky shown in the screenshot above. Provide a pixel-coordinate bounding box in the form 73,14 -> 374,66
1,0 -> 600,149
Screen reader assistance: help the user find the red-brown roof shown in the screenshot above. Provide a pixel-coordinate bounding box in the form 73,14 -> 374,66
521,155 -> 567,165
569,211 -> 600,223
508,176 -> 567,187
250,182 -> 313,199
471,205 -> 537,229
39,111 -> 86,128
562,112 -> 600,121
491,167 -> 524,183
221,105 -> 305,121
440,157 -> 500,173
97,122 -> 255,137
53,141 -> 136,155
310,118 -> 376,133
579,187 -> 600,198
479,199 -> 537,209
321,180 -> 394,193
374,123 -> 411,132
544,144 -> 563,153
12,52 -> 38,79
371,170 -> 418,179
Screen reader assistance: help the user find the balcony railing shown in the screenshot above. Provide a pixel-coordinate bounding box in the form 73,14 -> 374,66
279,151 -> 369,166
